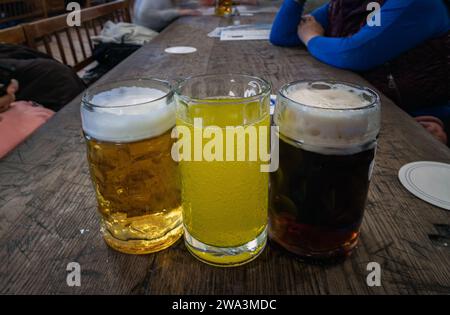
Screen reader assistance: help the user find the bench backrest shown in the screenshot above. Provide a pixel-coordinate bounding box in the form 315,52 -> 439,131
23,0 -> 131,71
0,24 -> 27,44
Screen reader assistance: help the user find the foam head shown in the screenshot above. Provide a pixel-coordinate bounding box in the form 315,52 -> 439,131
81,82 -> 175,143
275,81 -> 381,154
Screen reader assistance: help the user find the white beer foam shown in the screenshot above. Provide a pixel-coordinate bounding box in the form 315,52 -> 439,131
288,83 -> 371,109
275,82 -> 380,154
81,87 -> 175,142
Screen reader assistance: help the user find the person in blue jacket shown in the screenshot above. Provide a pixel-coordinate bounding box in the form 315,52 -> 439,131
270,0 -> 450,144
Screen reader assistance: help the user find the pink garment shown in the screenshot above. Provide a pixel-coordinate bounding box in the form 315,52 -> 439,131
0,101 -> 54,158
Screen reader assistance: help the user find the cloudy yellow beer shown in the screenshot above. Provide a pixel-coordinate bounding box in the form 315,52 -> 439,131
178,102 -> 269,246
178,102 -> 269,265
175,74 -> 271,266
81,80 -> 183,254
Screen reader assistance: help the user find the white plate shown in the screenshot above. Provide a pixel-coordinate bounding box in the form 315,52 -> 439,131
164,46 -> 197,54
398,161 -> 450,211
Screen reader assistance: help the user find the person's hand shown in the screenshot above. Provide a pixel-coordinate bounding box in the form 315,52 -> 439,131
415,116 -> 448,144
298,15 -> 324,46
0,79 -> 19,113
178,9 -> 202,16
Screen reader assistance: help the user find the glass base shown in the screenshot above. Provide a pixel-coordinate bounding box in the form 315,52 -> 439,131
184,226 -> 267,267
101,222 -> 183,255
270,232 -> 359,264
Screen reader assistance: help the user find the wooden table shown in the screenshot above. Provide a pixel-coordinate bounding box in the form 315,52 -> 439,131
1,15 -> 449,295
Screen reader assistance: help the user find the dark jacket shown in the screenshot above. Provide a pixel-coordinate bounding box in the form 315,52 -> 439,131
0,44 -> 86,111
326,0 -> 449,112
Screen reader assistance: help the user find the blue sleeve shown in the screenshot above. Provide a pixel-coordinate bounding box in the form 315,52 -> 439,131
310,2 -> 329,30
307,0 -> 450,71
270,0 -> 305,46
270,0 -> 330,47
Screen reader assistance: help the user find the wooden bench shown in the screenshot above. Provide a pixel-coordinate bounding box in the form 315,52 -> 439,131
40,0 -> 67,17
0,0 -> 131,72
0,0 -> 46,24
0,0 -> 107,25
0,24 -> 26,44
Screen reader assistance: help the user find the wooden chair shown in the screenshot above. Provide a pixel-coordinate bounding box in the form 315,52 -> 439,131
41,0 -> 66,17
0,0 -> 46,24
0,0 -> 104,25
0,24 -> 26,44
23,0 -> 131,71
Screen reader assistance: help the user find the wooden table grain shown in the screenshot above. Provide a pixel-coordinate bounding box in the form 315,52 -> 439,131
1,15 -> 449,295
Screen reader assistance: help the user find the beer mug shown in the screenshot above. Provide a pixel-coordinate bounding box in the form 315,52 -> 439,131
270,80 -> 381,261
215,0 -> 233,16
81,79 -> 183,254
174,74 -> 271,266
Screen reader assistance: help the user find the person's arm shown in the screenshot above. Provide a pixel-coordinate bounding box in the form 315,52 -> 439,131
270,0 -> 329,47
270,0 -> 306,46
134,0 -> 201,32
415,116 -> 448,144
137,9 -> 180,32
309,2 -> 329,30
307,0 -> 450,71
0,80 -> 18,113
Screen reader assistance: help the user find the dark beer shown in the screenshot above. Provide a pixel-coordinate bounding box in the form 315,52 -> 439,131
270,81 -> 381,261
270,137 -> 375,259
